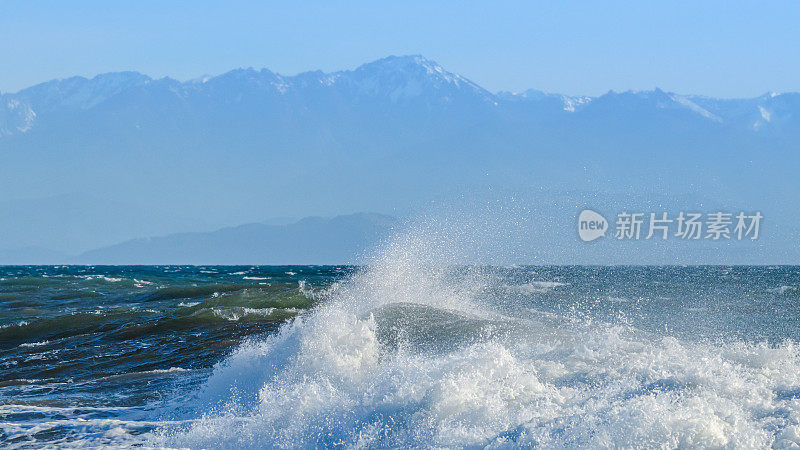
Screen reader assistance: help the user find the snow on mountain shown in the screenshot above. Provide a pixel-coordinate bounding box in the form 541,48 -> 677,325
1,55 -> 799,137
668,93 -> 722,123
0,98 -> 35,136
500,89 -> 593,112
338,55 -> 495,104
687,91 -> 800,131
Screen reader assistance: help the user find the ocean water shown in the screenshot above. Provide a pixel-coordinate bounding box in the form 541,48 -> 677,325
2,258 -> 800,447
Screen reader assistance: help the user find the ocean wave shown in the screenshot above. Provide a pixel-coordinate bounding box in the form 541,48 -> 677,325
157,307 -> 800,448
191,307 -> 300,322
146,284 -> 260,301
0,413 -> 175,448
151,227 -> 800,448
182,284 -> 318,311
0,285 -> 318,346
770,285 -> 799,295
0,310 -> 153,345
97,367 -> 191,381
502,280 -> 568,295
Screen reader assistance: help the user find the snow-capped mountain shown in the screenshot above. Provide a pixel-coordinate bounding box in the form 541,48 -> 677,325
2,55 -> 799,138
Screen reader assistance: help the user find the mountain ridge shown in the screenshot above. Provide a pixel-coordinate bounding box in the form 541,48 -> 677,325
3,55 -> 799,137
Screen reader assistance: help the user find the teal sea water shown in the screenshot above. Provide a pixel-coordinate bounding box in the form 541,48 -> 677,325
2,263 -> 800,447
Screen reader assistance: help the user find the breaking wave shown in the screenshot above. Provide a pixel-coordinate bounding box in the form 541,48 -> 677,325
152,221 -> 800,448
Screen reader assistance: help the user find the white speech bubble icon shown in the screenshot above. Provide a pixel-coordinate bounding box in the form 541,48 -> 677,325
578,209 -> 608,242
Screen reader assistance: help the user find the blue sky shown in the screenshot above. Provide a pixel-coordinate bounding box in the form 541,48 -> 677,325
1,0 -> 798,97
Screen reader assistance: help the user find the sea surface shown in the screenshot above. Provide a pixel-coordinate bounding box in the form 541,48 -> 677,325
2,263 -> 800,447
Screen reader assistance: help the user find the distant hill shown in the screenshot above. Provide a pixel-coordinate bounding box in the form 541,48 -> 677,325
77,213 -> 398,265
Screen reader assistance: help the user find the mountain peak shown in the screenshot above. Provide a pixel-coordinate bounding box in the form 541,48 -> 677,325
354,55 -> 461,83
345,55 -> 493,103
89,71 -> 151,85
359,54 -> 437,68
13,71 -> 151,112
